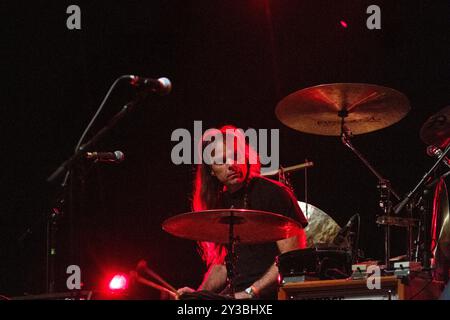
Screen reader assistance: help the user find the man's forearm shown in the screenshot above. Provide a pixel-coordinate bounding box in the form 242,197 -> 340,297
198,264 -> 227,292
250,235 -> 302,296
251,263 -> 279,295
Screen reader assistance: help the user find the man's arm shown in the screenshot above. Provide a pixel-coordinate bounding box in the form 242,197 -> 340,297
234,230 -> 305,299
198,263 -> 228,292
177,263 -> 227,296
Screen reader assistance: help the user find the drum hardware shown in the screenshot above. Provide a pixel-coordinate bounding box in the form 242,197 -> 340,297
376,216 -> 419,228
279,165 -> 294,193
342,127 -> 403,269
393,261 -> 423,278
276,247 -> 353,284
224,208 -> 237,295
414,106 -> 450,279
427,146 -> 450,170
351,264 -> 370,280
376,214 -> 420,263
394,143 -> 450,273
333,214 -> 361,264
275,83 -> 411,270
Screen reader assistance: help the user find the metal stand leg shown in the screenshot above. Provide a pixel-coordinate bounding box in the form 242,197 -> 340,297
341,124 -> 400,271
384,225 -> 391,269
225,210 -> 237,296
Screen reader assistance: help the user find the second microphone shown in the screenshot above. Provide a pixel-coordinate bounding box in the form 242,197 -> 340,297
86,151 -> 125,163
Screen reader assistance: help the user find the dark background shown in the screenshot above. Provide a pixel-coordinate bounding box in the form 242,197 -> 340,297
1,0 -> 449,297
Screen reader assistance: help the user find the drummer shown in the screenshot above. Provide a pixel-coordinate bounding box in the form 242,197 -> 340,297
177,125 -> 308,299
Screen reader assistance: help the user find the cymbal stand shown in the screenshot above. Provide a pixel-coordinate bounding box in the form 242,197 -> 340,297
340,116 -> 401,270
224,208 -> 238,296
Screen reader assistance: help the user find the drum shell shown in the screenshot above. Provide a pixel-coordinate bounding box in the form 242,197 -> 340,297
431,179 -> 450,281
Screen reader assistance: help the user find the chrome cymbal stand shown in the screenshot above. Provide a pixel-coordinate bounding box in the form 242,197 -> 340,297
340,118 -> 401,270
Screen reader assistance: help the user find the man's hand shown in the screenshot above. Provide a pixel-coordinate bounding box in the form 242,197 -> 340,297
234,291 -> 252,299
176,286 -> 196,299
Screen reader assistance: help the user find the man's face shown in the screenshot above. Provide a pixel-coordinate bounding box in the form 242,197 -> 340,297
210,142 -> 248,191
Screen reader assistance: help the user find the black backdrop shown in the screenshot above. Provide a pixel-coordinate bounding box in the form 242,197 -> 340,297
1,0 -> 449,297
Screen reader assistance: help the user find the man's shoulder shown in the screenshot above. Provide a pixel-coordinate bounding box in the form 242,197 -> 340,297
251,176 -> 292,194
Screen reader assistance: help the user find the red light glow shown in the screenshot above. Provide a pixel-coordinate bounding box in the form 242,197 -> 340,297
340,20 -> 348,28
109,274 -> 128,291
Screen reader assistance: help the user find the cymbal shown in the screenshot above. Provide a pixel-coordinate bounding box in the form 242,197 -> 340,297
420,105 -> 450,147
275,83 -> 410,136
162,209 -> 303,244
298,202 -> 342,247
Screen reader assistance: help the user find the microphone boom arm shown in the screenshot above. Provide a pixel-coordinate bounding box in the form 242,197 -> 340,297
47,94 -> 146,183
394,143 -> 450,214
341,131 -> 401,201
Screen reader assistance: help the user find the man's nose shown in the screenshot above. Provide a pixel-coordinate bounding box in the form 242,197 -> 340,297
225,157 -> 237,165
226,160 -> 238,170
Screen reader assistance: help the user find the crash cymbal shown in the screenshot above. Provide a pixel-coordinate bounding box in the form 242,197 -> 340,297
420,105 -> 450,148
298,201 -> 342,247
162,209 -> 303,244
275,83 -> 410,136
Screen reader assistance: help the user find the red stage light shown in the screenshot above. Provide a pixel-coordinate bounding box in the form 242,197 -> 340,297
108,274 -> 129,291
340,20 -> 348,28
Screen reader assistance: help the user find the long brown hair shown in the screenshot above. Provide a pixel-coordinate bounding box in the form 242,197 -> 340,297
192,125 -> 261,266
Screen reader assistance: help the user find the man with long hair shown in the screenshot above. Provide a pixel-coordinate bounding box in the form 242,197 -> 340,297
178,125 -> 308,299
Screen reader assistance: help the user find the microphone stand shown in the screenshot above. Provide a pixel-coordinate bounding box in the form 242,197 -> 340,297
395,144 -> 450,214
45,89 -> 149,293
340,121 -> 401,270
394,143 -> 450,271
47,96 -> 146,183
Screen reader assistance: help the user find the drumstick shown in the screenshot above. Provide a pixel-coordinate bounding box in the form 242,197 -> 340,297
261,161 -> 314,176
136,260 -> 178,294
130,271 -> 179,299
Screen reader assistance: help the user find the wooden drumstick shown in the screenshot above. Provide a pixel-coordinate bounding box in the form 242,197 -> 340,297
136,260 -> 178,294
130,271 -> 179,299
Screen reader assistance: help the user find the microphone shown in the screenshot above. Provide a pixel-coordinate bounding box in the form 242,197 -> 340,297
426,145 -> 450,169
333,214 -> 358,246
129,76 -> 172,95
86,151 -> 125,163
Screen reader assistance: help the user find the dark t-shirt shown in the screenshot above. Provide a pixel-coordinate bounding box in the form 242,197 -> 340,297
221,176 -> 308,298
